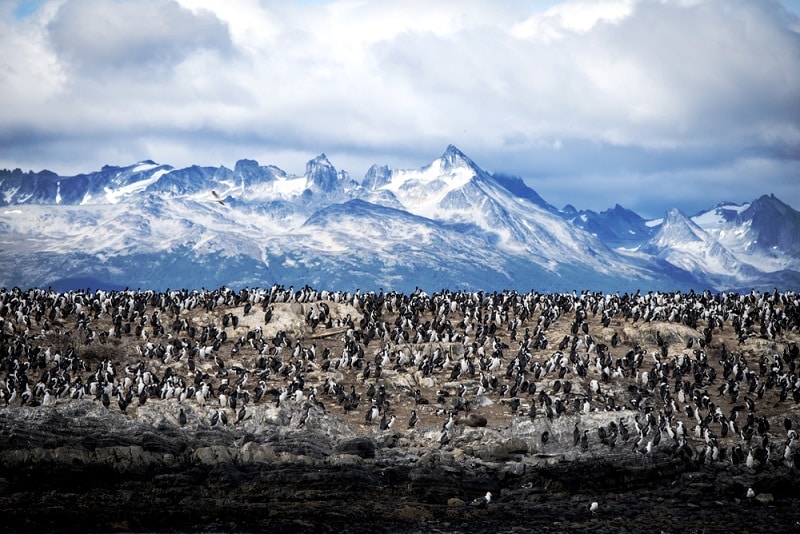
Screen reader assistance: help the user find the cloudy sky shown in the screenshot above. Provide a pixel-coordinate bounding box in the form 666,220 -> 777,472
1,0 -> 799,218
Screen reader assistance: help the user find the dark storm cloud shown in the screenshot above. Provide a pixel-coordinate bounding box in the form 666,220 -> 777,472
46,0 -> 234,73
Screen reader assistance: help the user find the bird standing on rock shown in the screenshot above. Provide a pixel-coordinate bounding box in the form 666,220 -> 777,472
408,409 -> 418,429
380,414 -> 396,430
471,491 -> 492,507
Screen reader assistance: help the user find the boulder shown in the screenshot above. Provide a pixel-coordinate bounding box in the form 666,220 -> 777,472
336,437 -> 377,459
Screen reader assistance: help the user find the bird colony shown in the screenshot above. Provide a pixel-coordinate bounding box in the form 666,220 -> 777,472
1,285 -> 800,469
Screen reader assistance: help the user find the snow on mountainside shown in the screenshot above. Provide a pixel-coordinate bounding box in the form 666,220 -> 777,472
366,145 -> 644,279
562,203 -> 654,247
690,195 -> 800,274
641,208 -> 747,276
0,147 -> 798,292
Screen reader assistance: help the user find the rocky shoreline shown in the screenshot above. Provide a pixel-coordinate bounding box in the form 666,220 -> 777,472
2,401 -> 800,533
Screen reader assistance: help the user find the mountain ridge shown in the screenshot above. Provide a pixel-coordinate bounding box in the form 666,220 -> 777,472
0,146 -> 798,292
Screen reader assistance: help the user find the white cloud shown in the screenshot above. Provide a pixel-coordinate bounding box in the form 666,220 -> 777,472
0,0 -> 798,214
513,0 -> 636,38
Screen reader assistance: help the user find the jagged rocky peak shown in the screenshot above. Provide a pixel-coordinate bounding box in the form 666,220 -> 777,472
234,159 -> 283,183
438,144 -> 478,172
362,164 -> 392,191
607,203 -> 629,214
602,204 -> 649,225
561,204 -> 578,217
746,193 -> 791,217
234,159 -> 264,179
305,153 -> 339,192
743,194 -> 800,256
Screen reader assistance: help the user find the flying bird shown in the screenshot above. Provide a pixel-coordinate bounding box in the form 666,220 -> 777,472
211,190 -> 225,205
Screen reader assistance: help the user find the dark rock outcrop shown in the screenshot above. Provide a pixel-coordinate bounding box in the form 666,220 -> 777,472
2,401 -> 800,533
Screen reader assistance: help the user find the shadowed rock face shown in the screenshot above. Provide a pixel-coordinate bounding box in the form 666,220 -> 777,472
2,401 -> 800,533
1,285 -> 800,531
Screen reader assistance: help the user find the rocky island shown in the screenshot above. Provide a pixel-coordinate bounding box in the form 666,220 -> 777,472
2,285 -> 800,532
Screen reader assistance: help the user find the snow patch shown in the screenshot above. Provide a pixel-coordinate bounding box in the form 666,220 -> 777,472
132,162 -> 159,173
272,176 -> 307,197
3,186 -> 20,204
102,169 -> 171,204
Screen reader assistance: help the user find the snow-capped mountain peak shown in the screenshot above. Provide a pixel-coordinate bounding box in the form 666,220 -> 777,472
692,201 -> 751,228
653,208 -> 708,246
438,144 -> 479,173
376,150 -> 478,219
362,164 -> 392,191
0,147 -> 797,292
638,207 -> 757,283
689,194 -> 800,274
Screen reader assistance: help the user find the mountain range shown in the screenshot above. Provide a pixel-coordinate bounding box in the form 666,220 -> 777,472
0,145 -> 798,293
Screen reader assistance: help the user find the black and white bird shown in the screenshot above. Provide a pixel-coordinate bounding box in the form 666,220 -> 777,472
380,414 -> 396,430
471,491 -> 492,507
365,402 -> 380,424
439,429 -> 450,448
442,412 -> 455,432
408,409 -> 419,429
236,404 -> 248,424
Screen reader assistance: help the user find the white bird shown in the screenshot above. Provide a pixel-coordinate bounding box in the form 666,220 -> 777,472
746,487 -> 756,499
589,501 -> 599,514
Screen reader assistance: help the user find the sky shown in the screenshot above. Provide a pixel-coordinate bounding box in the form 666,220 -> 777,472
1,0 -> 799,218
